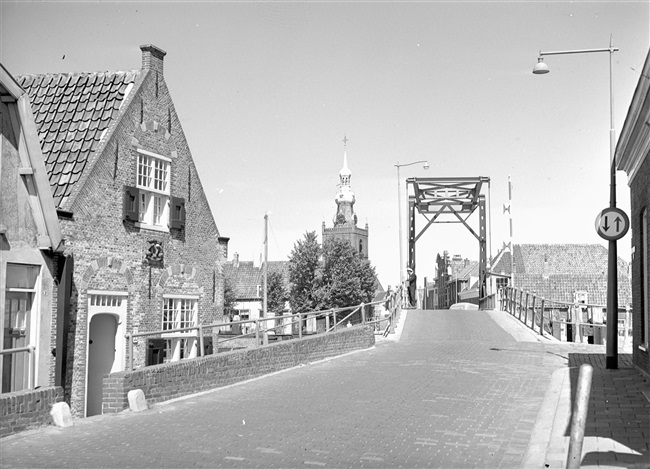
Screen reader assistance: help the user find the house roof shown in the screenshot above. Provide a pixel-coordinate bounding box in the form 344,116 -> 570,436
224,261 -> 290,300
492,244 -> 631,306
16,70 -> 139,209
0,63 -> 64,251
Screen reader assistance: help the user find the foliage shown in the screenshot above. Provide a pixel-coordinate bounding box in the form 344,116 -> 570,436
267,270 -> 289,314
288,232 -> 376,313
315,237 -> 376,310
288,231 -> 322,313
223,274 -> 237,317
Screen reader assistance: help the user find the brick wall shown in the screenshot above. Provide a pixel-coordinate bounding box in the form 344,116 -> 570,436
102,326 -> 375,413
0,386 -> 64,438
630,153 -> 649,375
54,57 -> 225,417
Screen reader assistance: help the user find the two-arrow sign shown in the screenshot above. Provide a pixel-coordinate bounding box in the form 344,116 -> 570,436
596,207 -> 629,241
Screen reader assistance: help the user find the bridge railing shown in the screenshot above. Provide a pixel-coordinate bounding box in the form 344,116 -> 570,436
499,286 -> 633,345
126,286 -> 404,371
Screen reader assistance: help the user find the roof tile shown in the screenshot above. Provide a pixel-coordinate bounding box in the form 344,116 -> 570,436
17,70 -> 140,208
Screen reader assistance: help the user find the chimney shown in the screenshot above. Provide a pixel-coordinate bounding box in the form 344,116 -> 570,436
140,44 -> 166,75
233,252 -> 239,268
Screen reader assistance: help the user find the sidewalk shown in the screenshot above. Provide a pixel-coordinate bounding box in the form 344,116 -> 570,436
492,309 -> 650,469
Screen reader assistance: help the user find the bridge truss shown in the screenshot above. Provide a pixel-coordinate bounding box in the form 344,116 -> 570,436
406,177 -> 490,300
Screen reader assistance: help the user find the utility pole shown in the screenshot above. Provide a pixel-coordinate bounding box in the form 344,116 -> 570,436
263,212 -> 268,319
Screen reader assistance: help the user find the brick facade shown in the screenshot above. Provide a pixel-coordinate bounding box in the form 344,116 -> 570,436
629,154 -> 649,374
15,45 -> 228,418
0,386 -> 64,437
102,326 -> 375,413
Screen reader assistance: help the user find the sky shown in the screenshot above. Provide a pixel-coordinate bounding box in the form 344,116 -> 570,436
1,0 -> 648,289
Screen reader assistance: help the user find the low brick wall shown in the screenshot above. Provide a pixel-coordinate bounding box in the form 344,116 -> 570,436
0,386 -> 64,438
103,326 -> 374,413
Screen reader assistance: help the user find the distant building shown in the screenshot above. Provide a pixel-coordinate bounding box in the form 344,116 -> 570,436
223,253 -> 290,331
491,244 -> 631,308
424,252 -> 478,309
322,141 -> 368,258
615,47 -> 650,376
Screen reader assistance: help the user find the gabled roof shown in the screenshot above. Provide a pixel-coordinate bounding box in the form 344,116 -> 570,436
224,260 -> 290,300
492,244 -> 631,306
16,70 -> 139,209
0,63 -> 63,251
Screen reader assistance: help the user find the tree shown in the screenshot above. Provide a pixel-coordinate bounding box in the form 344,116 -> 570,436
288,231 -> 321,313
223,275 -> 237,318
267,270 -> 289,314
316,237 -> 376,310
288,232 -> 377,314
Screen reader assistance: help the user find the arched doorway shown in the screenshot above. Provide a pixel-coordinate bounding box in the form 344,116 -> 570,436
86,313 -> 117,416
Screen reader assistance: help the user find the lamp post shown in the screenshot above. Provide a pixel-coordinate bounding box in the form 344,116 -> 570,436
533,43 -> 620,369
395,160 -> 429,292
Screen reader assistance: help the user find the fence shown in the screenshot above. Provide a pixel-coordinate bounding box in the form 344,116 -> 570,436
126,287 -> 404,371
499,286 -> 633,346
0,345 -> 36,391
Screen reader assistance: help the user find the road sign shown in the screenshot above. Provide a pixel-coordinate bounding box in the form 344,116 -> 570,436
595,207 -> 629,241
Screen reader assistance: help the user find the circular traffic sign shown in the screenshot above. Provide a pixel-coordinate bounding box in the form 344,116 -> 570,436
595,207 -> 629,241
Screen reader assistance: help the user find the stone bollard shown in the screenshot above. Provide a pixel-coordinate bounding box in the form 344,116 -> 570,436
50,402 -> 73,428
127,389 -> 148,412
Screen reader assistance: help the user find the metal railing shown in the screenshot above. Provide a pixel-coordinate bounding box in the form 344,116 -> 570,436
126,286 -> 404,371
0,345 -> 36,391
500,286 -> 632,344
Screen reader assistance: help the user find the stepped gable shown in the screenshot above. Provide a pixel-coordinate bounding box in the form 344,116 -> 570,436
17,70 -> 139,209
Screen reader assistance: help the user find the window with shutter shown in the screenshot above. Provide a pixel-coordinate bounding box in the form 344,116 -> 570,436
135,149 -> 171,232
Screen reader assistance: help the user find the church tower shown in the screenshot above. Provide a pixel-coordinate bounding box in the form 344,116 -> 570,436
322,137 -> 369,257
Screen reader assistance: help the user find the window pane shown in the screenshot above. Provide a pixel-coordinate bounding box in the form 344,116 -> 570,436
6,264 -> 39,289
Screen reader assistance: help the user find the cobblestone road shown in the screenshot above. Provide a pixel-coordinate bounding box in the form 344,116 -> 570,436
1,310 -> 568,468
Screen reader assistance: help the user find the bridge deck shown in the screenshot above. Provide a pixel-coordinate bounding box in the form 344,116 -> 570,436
1,310 -> 647,468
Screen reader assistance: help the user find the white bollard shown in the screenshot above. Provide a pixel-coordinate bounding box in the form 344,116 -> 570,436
50,402 -> 73,428
127,389 -> 148,412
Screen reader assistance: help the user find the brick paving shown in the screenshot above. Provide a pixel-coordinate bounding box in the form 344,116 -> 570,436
1,309 -> 648,468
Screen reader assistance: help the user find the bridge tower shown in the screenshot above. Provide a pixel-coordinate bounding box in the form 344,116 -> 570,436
406,177 -> 489,303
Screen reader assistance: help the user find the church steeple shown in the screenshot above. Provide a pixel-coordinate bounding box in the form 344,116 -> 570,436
334,135 -> 357,227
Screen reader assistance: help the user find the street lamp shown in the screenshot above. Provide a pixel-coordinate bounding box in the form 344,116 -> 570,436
395,160 -> 429,291
533,43 -> 620,369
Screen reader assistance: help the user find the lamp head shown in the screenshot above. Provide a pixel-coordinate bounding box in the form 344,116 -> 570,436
423,162 -> 430,170
533,57 -> 549,74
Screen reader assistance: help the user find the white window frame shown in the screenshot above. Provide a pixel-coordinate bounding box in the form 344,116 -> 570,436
161,295 -> 199,362
136,149 -> 171,232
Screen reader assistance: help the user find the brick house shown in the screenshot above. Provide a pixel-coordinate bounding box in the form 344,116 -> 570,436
615,48 -> 650,376
9,45 -> 229,418
0,64 -> 64,395
223,253 -> 290,334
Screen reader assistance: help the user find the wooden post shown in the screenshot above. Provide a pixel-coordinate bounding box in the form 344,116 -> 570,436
524,292 -> 529,326
361,303 -> 366,324
298,313 -> 303,339
566,365 -> 593,469
539,299 -> 545,336
198,325 -> 204,357
127,334 -> 133,371
531,295 -> 537,331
